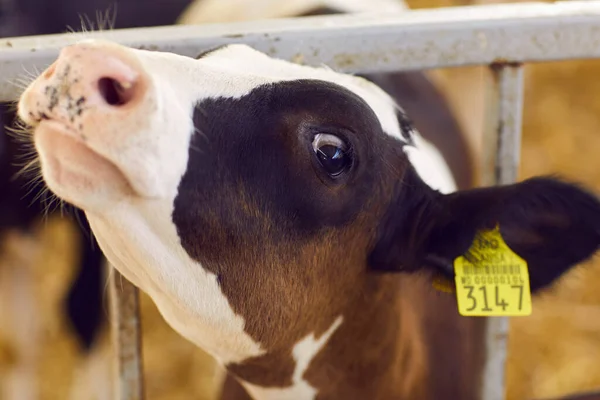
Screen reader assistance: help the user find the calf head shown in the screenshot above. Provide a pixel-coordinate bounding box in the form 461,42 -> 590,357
16,39 -> 600,391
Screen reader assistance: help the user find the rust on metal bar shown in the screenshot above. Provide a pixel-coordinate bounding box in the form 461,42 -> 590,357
479,63 -> 525,400
109,266 -> 145,400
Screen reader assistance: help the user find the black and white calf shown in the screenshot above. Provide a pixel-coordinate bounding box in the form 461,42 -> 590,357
1,0 -> 473,396
16,39 -> 600,400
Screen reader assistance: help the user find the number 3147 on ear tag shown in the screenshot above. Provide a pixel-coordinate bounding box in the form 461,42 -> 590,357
454,226 -> 532,317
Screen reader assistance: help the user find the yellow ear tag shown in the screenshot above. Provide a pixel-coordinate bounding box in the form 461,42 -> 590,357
454,225 -> 532,317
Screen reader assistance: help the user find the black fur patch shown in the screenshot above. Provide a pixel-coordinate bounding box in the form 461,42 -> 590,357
369,170 -> 600,293
172,79 -> 394,266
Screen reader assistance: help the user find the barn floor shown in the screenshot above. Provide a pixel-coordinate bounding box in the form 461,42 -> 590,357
2,0 -> 600,399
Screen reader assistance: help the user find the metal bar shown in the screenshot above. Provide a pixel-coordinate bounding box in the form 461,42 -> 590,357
479,64 -> 525,400
109,266 -> 145,400
3,1 -> 600,101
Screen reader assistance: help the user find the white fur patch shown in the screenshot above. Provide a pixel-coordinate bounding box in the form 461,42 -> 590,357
241,316 -> 344,400
404,134 -> 457,194
87,199 -> 266,365
143,42 -> 407,143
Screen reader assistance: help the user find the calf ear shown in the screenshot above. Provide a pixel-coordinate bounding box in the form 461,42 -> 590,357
368,169 -> 600,293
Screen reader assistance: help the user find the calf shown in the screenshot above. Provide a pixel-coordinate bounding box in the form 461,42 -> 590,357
1,1 -> 473,396
16,39 -> 600,400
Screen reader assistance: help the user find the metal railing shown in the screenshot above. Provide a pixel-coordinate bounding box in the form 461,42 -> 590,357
109,269 -> 145,400
2,1 -> 600,399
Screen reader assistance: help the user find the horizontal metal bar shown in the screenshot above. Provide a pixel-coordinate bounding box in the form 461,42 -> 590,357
2,1 -> 600,101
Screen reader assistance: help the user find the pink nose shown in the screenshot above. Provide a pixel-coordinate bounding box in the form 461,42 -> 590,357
22,41 -> 146,126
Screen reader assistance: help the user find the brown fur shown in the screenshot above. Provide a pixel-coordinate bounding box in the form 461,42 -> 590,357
221,274 -> 487,399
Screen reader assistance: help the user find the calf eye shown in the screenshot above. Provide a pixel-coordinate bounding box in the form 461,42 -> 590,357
312,133 -> 352,177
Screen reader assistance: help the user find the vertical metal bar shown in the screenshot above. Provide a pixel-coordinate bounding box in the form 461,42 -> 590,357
479,63 -> 525,400
109,266 -> 145,400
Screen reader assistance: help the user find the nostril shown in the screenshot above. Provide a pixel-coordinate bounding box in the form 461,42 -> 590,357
97,77 -> 136,106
